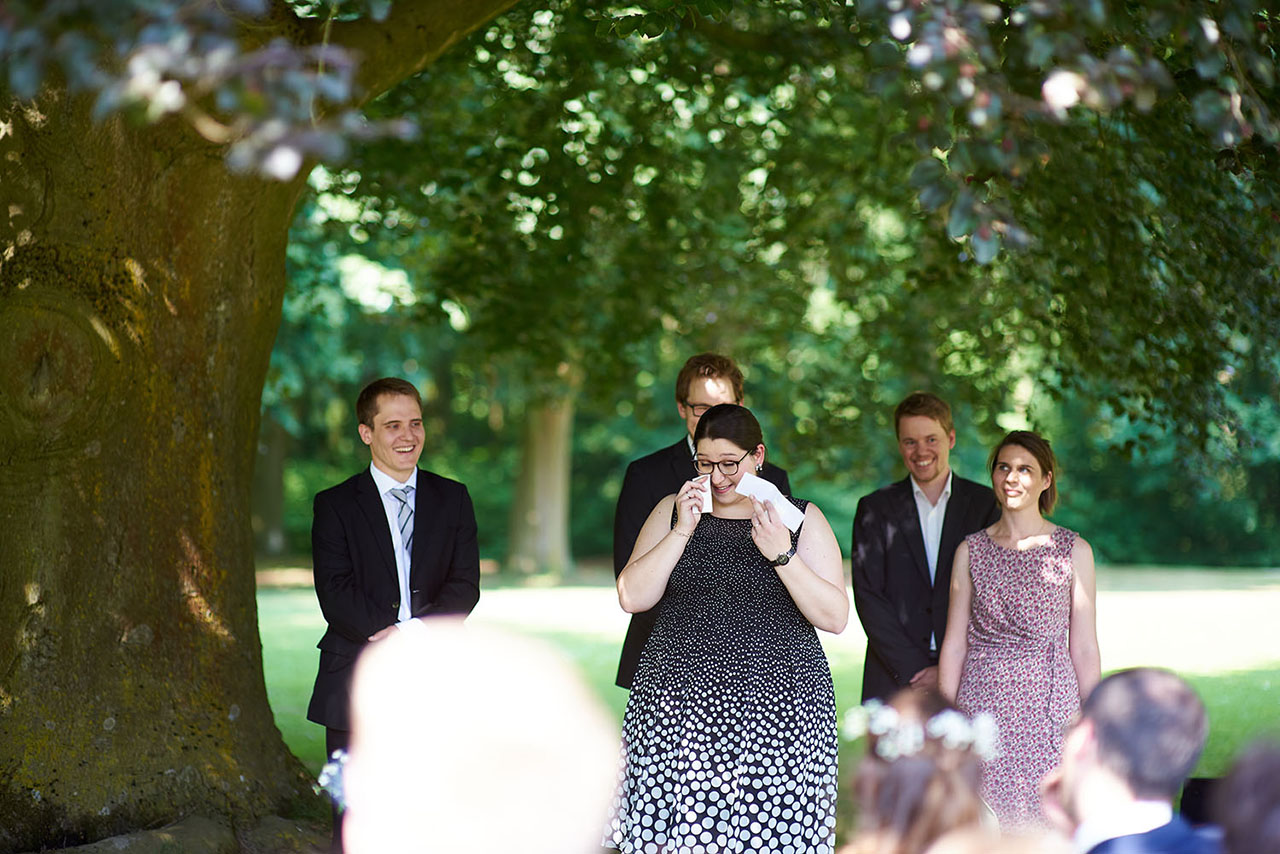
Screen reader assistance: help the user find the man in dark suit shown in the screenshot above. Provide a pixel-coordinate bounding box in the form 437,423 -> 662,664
1040,668 -> 1221,854
308,376 -> 480,851
611,353 -> 789,689
851,391 -> 999,702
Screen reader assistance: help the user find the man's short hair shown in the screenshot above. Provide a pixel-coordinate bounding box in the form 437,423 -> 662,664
1081,668 -> 1208,800
356,377 -> 422,428
894,392 -> 954,436
675,353 -> 744,404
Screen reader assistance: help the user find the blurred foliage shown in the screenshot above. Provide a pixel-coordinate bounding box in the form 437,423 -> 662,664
0,0 -> 412,178
260,0 -> 1280,567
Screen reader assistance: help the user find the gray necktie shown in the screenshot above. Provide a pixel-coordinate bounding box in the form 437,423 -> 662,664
389,486 -> 414,556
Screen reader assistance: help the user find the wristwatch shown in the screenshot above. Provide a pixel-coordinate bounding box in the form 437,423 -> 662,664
770,545 -> 797,567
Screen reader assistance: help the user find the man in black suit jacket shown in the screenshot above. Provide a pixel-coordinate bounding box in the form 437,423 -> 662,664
611,353 -> 790,689
308,377 -> 480,851
851,392 -> 998,702
1041,668 -> 1221,854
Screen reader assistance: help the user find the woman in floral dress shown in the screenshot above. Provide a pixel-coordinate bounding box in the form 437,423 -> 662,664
938,430 -> 1101,829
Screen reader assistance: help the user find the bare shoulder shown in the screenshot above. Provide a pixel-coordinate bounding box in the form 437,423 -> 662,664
1069,532 -> 1094,560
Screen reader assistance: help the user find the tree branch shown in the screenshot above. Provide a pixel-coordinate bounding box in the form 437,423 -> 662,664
326,0 -> 524,105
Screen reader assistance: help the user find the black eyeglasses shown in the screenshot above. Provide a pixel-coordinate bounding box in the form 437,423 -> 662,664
693,450 -> 752,476
683,401 -> 715,417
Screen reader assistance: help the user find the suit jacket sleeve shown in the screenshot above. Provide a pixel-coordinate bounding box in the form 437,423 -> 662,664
613,458 -> 653,577
311,488 -> 394,643
421,483 -> 481,617
851,493 -> 932,686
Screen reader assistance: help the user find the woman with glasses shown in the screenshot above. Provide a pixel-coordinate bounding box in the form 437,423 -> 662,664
604,403 -> 848,854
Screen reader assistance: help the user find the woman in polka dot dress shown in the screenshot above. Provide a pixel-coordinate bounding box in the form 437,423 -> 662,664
604,404 -> 849,854
938,431 -> 1101,829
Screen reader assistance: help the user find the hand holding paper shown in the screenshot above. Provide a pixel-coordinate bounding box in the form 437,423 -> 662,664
733,471 -> 805,532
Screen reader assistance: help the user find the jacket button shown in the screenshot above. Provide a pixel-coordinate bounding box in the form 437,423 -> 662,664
391,601 -> 399,609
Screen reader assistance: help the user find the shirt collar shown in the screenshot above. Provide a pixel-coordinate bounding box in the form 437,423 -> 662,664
911,470 -> 953,502
369,462 -> 417,495
1073,800 -> 1174,854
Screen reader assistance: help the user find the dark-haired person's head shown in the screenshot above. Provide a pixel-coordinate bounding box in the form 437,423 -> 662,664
692,402 -> 763,451
356,377 -> 424,480
692,404 -> 766,512
357,377 -> 422,428
675,353 -> 744,440
1080,668 -> 1208,801
1214,739 -> 1280,854
989,430 -> 1058,514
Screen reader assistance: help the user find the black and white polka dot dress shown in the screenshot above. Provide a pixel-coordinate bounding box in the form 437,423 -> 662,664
604,499 -> 838,854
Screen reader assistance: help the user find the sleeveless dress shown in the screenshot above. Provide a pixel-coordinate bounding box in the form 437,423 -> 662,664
603,499 -> 838,854
956,526 -> 1081,829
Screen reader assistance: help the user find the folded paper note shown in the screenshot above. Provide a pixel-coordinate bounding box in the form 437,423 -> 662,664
733,471 -> 805,532
693,475 -> 713,514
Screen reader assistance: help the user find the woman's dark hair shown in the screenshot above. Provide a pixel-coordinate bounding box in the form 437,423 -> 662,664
692,403 -> 764,453
988,430 -> 1058,514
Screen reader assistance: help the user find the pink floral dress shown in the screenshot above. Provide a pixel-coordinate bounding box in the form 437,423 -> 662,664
956,526 -> 1080,829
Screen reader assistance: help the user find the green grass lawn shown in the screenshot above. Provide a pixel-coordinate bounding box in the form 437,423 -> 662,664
261,570 -> 1280,781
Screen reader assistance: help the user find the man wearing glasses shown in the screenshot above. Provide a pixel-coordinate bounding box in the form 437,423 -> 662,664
611,353 -> 790,689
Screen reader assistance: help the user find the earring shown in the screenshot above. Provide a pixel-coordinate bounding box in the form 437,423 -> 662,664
756,464 -> 763,472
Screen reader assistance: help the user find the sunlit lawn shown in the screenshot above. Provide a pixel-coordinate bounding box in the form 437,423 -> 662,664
260,567 -> 1280,794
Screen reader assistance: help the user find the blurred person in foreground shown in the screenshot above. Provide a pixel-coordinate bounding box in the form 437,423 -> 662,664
1212,739 -> 1280,854
1039,667 -> 1221,854
604,403 -> 846,852
939,430 -> 1100,828
612,352 -> 790,690
341,619 -> 619,854
838,689 -> 996,854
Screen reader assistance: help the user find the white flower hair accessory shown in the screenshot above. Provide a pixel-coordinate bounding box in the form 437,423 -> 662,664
842,699 -> 1001,762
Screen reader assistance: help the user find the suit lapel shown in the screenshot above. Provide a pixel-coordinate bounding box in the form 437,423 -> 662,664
938,478 -> 971,574
409,469 -> 438,579
665,437 -> 695,484
355,469 -> 398,581
892,478 -> 931,586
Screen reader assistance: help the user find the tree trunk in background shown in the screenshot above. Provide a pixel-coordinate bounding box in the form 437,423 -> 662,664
0,96 -> 310,850
252,416 -> 290,557
505,396 -> 575,575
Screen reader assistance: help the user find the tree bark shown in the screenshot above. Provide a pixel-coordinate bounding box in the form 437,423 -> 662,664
505,396 -> 575,575
0,93 -> 308,850
0,1 -> 520,848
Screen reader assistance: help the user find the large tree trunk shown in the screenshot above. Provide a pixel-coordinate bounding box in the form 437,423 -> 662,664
505,396 -> 575,575
0,2 -> 522,847
0,96 -> 311,850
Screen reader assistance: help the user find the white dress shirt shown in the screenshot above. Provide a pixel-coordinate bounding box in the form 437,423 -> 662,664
912,470 -> 952,652
368,463 -> 418,626
1073,800 -> 1173,853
